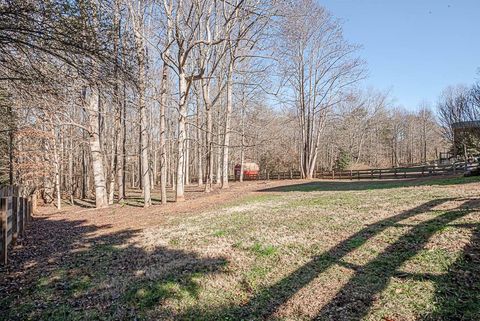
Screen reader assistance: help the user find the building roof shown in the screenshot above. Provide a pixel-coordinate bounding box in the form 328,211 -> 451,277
452,120 -> 480,129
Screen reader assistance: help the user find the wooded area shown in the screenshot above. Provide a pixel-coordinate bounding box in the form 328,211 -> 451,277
2,2 -> 480,320
1,0 -> 478,209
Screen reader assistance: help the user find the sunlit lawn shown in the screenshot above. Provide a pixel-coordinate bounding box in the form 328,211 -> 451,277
2,177 -> 480,320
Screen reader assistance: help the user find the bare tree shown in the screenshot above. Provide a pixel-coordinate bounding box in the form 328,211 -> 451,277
127,0 -> 152,207
277,0 -> 364,178
160,0 -> 222,200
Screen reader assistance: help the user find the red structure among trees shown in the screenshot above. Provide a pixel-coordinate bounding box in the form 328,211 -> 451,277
234,163 -> 259,180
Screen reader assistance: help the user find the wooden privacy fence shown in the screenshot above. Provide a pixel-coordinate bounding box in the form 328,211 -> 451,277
231,163 -> 477,181
0,186 -> 33,265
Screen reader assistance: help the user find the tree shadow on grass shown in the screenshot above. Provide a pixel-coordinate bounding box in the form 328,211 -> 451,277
258,176 -> 480,192
3,197 -> 478,321
0,216 -> 228,321
175,197 -> 478,320
74,185 -> 207,208
421,222 -> 480,320
312,199 -> 479,320
72,198 -> 96,208
123,196 -> 166,207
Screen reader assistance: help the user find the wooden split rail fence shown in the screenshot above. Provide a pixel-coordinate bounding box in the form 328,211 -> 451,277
1,163 -> 473,263
232,163 -> 477,181
0,186 -> 33,265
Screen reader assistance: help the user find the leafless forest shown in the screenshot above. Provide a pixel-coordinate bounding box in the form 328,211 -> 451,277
1,0 -> 479,208
2,2 -> 480,321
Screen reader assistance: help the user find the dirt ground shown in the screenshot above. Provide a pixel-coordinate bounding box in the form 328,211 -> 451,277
34,179 -> 305,232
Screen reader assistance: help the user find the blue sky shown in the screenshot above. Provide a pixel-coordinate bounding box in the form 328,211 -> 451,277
320,0 -> 480,110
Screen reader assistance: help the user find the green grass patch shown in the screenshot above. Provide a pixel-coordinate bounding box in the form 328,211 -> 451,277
402,249 -> 457,275
38,304 -> 103,321
271,176 -> 480,193
286,193 -> 361,209
67,275 -> 93,296
242,266 -> 271,291
212,229 -> 227,237
248,242 -> 278,257
124,276 -> 201,310
226,193 -> 281,207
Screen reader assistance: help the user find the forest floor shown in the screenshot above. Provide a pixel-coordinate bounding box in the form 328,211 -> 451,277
1,176 -> 480,321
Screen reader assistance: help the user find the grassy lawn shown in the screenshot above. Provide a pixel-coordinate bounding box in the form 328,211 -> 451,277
2,177 -> 480,320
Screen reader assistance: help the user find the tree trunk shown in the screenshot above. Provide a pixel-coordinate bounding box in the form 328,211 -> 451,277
176,71 -> 187,201
139,83 -> 151,207
128,1 -> 151,207
185,125 -> 190,185
112,5 -> 123,204
52,128 -> 61,209
81,142 -> 88,199
239,91 -> 246,182
221,63 -> 234,188
215,107 -> 222,186
108,121 -> 117,205
117,82 -> 126,202
196,93 -> 203,186
159,64 -> 168,204
85,86 -> 108,208
239,139 -> 245,182
68,130 -> 74,204
7,105 -> 14,185
202,81 -> 213,192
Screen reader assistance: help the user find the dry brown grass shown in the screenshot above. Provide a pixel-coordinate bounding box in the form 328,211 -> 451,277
1,177 -> 479,320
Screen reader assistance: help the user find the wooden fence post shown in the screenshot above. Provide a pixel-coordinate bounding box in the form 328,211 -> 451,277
12,193 -> 18,245
332,170 -> 335,180
6,194 -> 12,249
25,197 -> 30,223
22,197 -> 27,232
19,197 -> 24,236
370,170 -> 373,179
1,198 -> 7,265
350,170 -> 353,180
357,170 -> 360,180
379,169 -> 382,179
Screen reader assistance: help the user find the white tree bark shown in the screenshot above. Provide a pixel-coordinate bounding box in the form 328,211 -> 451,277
176,71 -> 188,200
128,1 -> 151,207
195,90 -> 203,186
85,87 -> 108,208
51,128 -> 61,209
159,64 -> 168,204
221,62 -> 234,188
202,80 -> 214,192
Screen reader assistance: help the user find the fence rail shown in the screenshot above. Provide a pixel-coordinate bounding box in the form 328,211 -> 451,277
229,163 -> 477,182
0,186 -> 33,265
1,164 -> 473,263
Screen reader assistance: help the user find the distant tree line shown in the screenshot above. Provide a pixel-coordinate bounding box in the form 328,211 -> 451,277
0,0 -> 447,208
